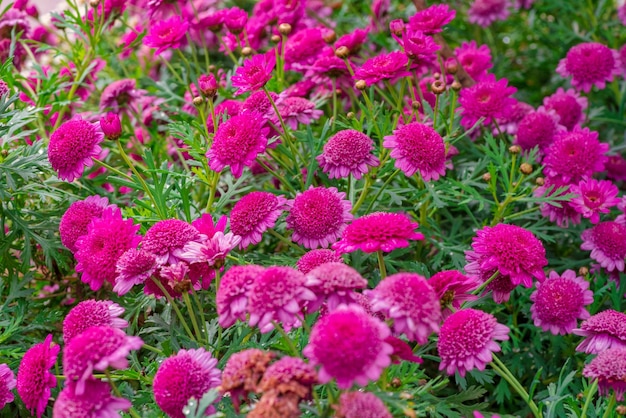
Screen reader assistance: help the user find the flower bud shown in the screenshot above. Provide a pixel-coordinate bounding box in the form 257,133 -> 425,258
100,112 -> 122,140
578,266 -> 589,276
198,73 -> 218,98
431,80 -> 446,94
322,29 -> 336,44
278,23 -> 292,36
389,19 -> 405,36
192,96 -> 204,107
241,46 -> 253,56
451,81 -> 462,91
347,111 -> 355,119
271,34 -> 281,43
335,46 -> 350,59
482,172 -> 492,182
508,145 -> 521,154
520,163 -> 533,175
411,101 -> 420,110
535,177 -> 545,186
445,60 -> 458,75
225,7 -> 247,35
355,80 -> 367,90
89,0 -> 100,7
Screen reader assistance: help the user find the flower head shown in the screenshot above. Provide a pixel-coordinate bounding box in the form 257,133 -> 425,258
515,109 -> 562,153
143,15 -> 189,56
276,97 -> 323,130
399,30 -> 440,61
574,310 -> 626,354
458,74 -> 517,129
408,4 -> 455,34
429,270 -> 480,317
316,129 -> 379,180
224,7 -> 248,34
221,349 -> 274,411
542,88 -> 588,131
59,195 -> 111,253
468,0 -> 510,27
63,300 -> 128,344
296,249 -> 344,274
333,212 -> 424,254
141,219 -> 201,265
179,231 -> 241,268
530,270 -> 593,335
259,356 -> 317,399
581,221 -> 626,273
230,192 -> 287,249
231,53 -> 276,95
454,41 -> 493,81
48,118 -> 104,182
355,51 -> 410,86
52,379 -> 131,418
606,154 -> 626,181
99,79 -> 144,112
556,42 -> 620,92
437,308 -> 510,376
114,249 -> 158,295
335,28 -> 369,55
305,263 -> 368,313
100,112 -> 122,140
334,391 -> 392,418
0,364 -> 15,410
570,178 -> 620,224
17,335 -> 59,418
583,348 -> 626,401
217,265 -> 264,328
303,304 -> 393,389
284,28 -> 327,70
544,128 -> 608,183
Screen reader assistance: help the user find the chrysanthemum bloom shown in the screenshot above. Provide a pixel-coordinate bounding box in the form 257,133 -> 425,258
495,101 -> 534,135
241,90 -> 277,117
465,223 -> 547,288
275,97 -> 323,130
607,154 -> 626,181
408,4 -> 455,34
224,7 -> 247,34
468,0 -> 510,27
74,207 -> 142,291
221,349 -> 274,411
316,130 -> 379,180
515,110 -> 562,153
179,231 -> 241,268
530,270 -> 593,335
0,364 -> 15,409
231,53 -> 276,96
230,192 -> 287,249
99,79 -> 144,112
620,3 -> 626,26
198,73 -> 218,97
583,347 -> 626,401
556,42 -> 621,92
207,113 -> 268,178
369,272 -> 441,343
570,178 -> 620,224
217,265 -> 264,328
334,391 -> 392,418
534,178 -> 581,228
399,30 -> 440,61
305,263 -> 368,313
386,336 -> 423,364
383,122 -> 446,181
141,219 -> 201,265
285,186 -> 353,249
100,112 -> 122,140
335,28 -> 369,55
303,304 -> 393,389
458,74 -> 517,129
48,117 -> 104,182
333,212 -> 424,254
259,356 -> 317,399
429,270 -> 480,317
454,41 -> 493,81
17,335 -> 59,418
574,310 -> 626,353
284,28 -> 327,70
153,348 -> 221,418
143,15 -> 189,56
248,266 -> 316,333
0,80 -> 8,97
354,51 -> 410,86
114,249 -> 158,295
63,326 -> 143,395
59,195 -> 110,253
437,308 -> 509,376
296,249 -> 343,274
581,221 -> 626,272
63,300 -> 128,344
542,88 -> 588,131
52,379 -> 131,418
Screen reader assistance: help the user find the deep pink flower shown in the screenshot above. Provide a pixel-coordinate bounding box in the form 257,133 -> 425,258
607,154 -> 626,181
384,122 -> 447,181
180,230 -> 240,267
468,0 -> 510,27
437,308 -> 509,376
286,186 -> 353,249
335,28 -> 370,55
75,207 -> 142,291
495,101 -> 534,135
221,349 -> 274,412
143,15 -> 189,56
386,336 -> 423,364
17,335 -> 59,418
63,300 -> 128,344
296,249 -> 344,274
316,129 -> 379,179
207,113 -> 269,178
570,178 -> 620,224
284,28 -> 327,69
458,74 -> 517,129
530,270 -> 593,335
333,212 -> 424,254
231,53 -> 276,95
224,7 -> 248,34
198,73 -> 218,97
48,117 -> 104,182
399,30 -> 440,61
305,263 -> 368,313
581,221 -> 626,273
408,4 -> 456,34
542,88 -> 588,131
52,379 -> 131,417
0,364 -> 15,410
354,51 -> 409,86
230,192 -> 287,249
620,3 -> 626,26
583,348 -> 626,401
534,178 -> 581,228
217,265 -> 265,328
303,304 -> 393,389
574,310 -> 626,353
141,219 -> 201,265
515,109 -> 562,153
59,196 -> 111,253
99,79 -> 144,112
100,112 -> 122,140
454,41 -> 493,81
276,97 -> 323,130
242,90 -> 277,117
153,348 -> 221,418
429,270 -> 480,317
556,42 -> 621,92
335,391 -> 392,418
114,249 -> 158,295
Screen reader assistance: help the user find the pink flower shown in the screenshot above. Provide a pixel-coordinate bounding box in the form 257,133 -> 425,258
383,122 -> 447,181
335,391 -> 392,418
316,129 -> 379,179
114,249 -> 158,295
515,109 -> 563,153
570,178 -> 620,224
207,113 -> 269,178
221,349 -> 274,412
231,53 -> 276,95
63,300 -> 128,344
607,154 -> 626,181
100,112 -> 122,140
583,348 -> 626,401
52,379 -> 131,417
217,265 -> 264,328
99,79 -> 144,112
556,42 -> 621,92
230,191 -> 287,249
179,231 -> 241,267
284,28 -> 327,70
198,73 -> 218,97
276,97 -> 323,130
286,186 -> 353,249
143,15 -> 189,56
335,28 -> 369,55
454,41 -> 493,81
242,90 -> 277,117
153,349 -> 221,418
458,74 -> 517,129
574,310 -> 626,353
224,7 -> 248,34
305,263 -> 368,313
296,249 -> 344,274
530,270 -> 594,335
141,219 -> 201,265
399,30 -> 440,61
354,51 -> 410,86
437,308 -> 510,377
534,178 -> 581,228
429,270 -> 480,317
17,335 -> 59,418
386,336 -> 423,364
0,364 -> 15,410
59,196 -> 111,253
75,207 -> 142,291
303,304 -> 393,389
542,88 -> 588,131
408,4 -> 456,34
495,101 -> 534,135
258,356 -> 317,397
48,117 -> 104,182
468,0 -> 510,27
333,212 -> 424,254
581,221 -> 626,273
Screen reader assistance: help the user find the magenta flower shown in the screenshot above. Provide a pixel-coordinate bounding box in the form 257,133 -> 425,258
48,117 -> 104,182
458,74 -> 517,129
217,265 -> 264,328
141,219 -> 201,265
429,270 -> 480,317
316,129 -> 379,179
153,348 -> 221,418
437,308 -> 510,376
581,221 -> 626,272
583,348 -> 626,401
515,109 -> 563,153
230,191 -> 287,249
242,90 -> 277,117
570,178 -> 620,224
224,7 -> 248,35
335,28 -> 369,55
296,249 -> 344,274
454,41 -> 493,81
468,0 -> 510,27
530,270 -> 594,335
275,97 -> 323,130
284,28 -> 327,69
574,310 -> 626,354
542,88 -> 588,131
143,15 -> 189,56
333,212 -> 424,254
408,4 -> 456,34
99,79 -> 144,112
384,122 -> 447,181
543,128 -> 608,183
63,300 -> 128,344
286,186 -> 353,249
495,101 -> 534,135
59,195 -> 111,253
305,262 -> 368,313
335,391 -> 392,418
198,73 -> 218,97
0,364 -> 15,410
231,53 -> 276,95
354,51 -> 410,86
399,30 -> 440,61
303,304 -> 393,389
607,155 -> 626,181
17,335 -> 59,418
556,42 -> 621,92
100,112 -> 122,140
114,249 -> 158,295
52,379 -> 131,417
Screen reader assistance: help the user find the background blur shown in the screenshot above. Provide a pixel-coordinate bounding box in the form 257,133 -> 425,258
1,0 -> 60,15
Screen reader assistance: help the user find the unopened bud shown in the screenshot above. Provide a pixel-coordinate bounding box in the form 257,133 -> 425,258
509,145 -> 522,154
482,172 -> 492,182
355,80 -> 367,90
535,177 -> 545,186
389,19 -> 405,36
270,34 -> 281,43
451,81 -> 462,91
208,64 -> 216,72
347,111 -> 355,119
335,46 -> 350,59
198,73 -> 218,98
192,96 -> 204,107
390,377 -> 402,388
520,163 -> 533,175
433,72 -> 441,80
278,23 -> 292,36
100,112 -> 122,140
322,29 -> 336,44
0,149 -> 8,158
578,266 -> 589,276
411,101 -> 420,110
431,80 -> 446,94
616,405 -> 626,415
89,0 -> 100,7
241,46 -> 253,56
445,60 -> 458,75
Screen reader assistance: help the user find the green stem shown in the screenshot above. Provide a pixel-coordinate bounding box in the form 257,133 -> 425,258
255,158 -> 296,193
183,292 -> 203,341
580,379 -> 598,418
191,287 -> 207,344
271,320 -> 300,357
377,250 -> 387,279
331,78 -> 338,127
267,228 -> 305,254
92,158 -> 132,180
150,277 -> 196,342
206,170 -> 221,212
471,270 -> 500,297
602,392 -> 616,418
142,343 -> 164,356
364,169 -> 401,213
105,369 -> 142,418
490,356 -> 541,418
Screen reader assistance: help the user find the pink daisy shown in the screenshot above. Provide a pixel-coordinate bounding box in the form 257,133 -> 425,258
99,79 -> 144,112
198,73 -> 218,97
556,42 -> 621,92
399,30 -> 440,62
141,219 -> 201,265
275,97 -> 323,130
408,4 -> 456,34
515,109 -> 562,153
230,192 -> 287,249
303,304 -> 393,389
143,15 -> 189,56
52,379 -> 131,417
74,207 -> 142,291
63,300 -> 128,344
383,122 -> 447,181
429,270 -> 480,317
333,212 -> 424,254
542,88 -> 588,131
305,262 -> 368,313
224,7 -> 247,34
231,53 -> 276,96
574,310 -> 626,353
217,265 -> 264,328
496,101 -> 534,135
179,231 -> 241,268
458,74 -> 517,129
221,349 -> 274,412
581,221 -> 626,272
530,270 -> 594,335
285,186 -> 353,249
17,335 -> 59,418
335,391 -> 392,418
316,129 -> 379,180
454,41 -> 493,81
59,195 -> 111,253
468,0 -> 510,27
437,308 -> 510,376
258,356 -> 317,398
241,90 -> 277,117
0,364 -> 15,410
48,117 -> 104,182
207,113 -> 269,178
570,178 -> 620,224
583,348 -> 626,401
355,51 -> 410,86
386,336 -> 423,364
534,178 -> 581,228
296,249 -> 344,274
114,249 -> 158,295
335,28 -> 369,55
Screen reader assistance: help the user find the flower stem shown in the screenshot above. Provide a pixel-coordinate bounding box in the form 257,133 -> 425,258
580,379 -> 598,418
377,250 -> 387,279
150,277 -> 196,342
471,270 -> 500,297
267,228 -> 305,254
191,287 -> 208,344
206,170 -> 221,212
602,392 -> 616,418
105,369 -> 142,418
183,292 -> 203,341
141,343 -> 164,356
271,320 -> 300,357
490,356 -> 540,418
